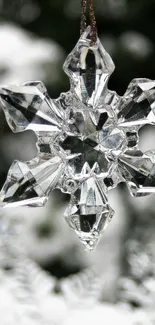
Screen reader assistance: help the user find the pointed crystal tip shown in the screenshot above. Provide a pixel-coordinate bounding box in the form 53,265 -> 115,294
0,156 -> 64,208
78,233 -> 100,251
65,206 -> 114,251
0,81 -> 61,133
64,175 -> 114,251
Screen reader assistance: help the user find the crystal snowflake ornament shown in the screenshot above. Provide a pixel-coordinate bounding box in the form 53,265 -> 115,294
1,26 -> 155,250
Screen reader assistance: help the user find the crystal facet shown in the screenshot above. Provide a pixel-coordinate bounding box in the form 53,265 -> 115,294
118,78 -> 155,128
63,26 -> 115,108
0,156 -> 65,207
1,26 -> 155,250
64,163 -> 114,250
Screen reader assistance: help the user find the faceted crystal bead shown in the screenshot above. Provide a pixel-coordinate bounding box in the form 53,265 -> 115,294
0,156 -> 64,207
64,164 -> 114,250
63,26 -> 115,108
0,81 -> 62,134
118,79 -> 155,128
62,98 -> 126,176
119,150 -> 155,196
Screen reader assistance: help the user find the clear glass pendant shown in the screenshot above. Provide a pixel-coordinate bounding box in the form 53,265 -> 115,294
1,26 -> 155,250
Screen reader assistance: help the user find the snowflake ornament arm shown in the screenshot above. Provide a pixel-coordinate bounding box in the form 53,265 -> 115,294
0,26 -> 155,250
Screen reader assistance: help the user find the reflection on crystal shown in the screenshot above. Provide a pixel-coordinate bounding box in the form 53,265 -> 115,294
0,81 -> 62,133
65,167 -> 114,250
119,150 -> 155,196
1,27 -> 155,249
98,128 -> 125,151
63,26 -> 115,108
118,79 -> 155,128
0,156 -> 64,207
62,135 -> 110,173
61,104 -> 125,176
126,131 -> 139,148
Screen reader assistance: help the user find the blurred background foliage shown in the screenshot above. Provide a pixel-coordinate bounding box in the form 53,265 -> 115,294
0,0 -> 155,313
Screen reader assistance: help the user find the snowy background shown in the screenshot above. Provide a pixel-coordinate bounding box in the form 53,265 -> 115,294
0,0 -> 155,324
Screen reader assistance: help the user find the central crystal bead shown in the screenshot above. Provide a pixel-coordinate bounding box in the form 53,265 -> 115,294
61,109 -> 126,175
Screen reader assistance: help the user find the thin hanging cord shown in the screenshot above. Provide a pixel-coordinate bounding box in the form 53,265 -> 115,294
80,0 -> 98,44
80,0 -> 87,35
89,0 -> 98,44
